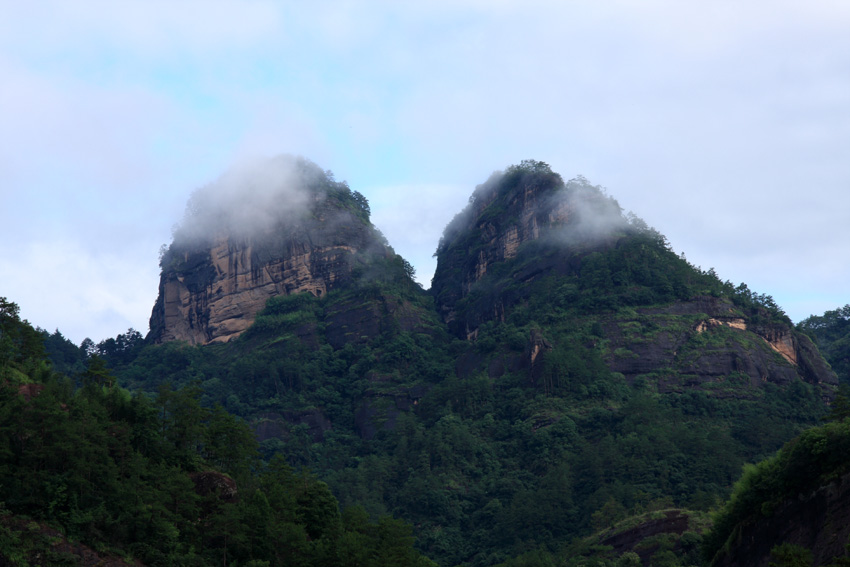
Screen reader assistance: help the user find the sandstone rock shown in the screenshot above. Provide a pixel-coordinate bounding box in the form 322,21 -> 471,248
526,329 -> 553,385
602,298 -> 837,394
17,382 -> 44,401
432,165 -> 623,338
148,157 -> 392,345
432,163 -> 581,331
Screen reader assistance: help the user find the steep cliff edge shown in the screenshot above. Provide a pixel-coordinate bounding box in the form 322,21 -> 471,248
148,156 -> 395,345
431,160 -> 836,396
432,160 -> 625,336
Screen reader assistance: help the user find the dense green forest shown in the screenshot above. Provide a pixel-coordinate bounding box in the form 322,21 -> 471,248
1,297 -> 435,566
5,161 -> 845,566
27,281 -> 831,566
38,290 -> 827,565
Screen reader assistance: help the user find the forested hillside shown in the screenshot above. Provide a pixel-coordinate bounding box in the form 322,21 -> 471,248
10,158 -> 842,566
1,297 -> 435,566
50,159 -> 830,566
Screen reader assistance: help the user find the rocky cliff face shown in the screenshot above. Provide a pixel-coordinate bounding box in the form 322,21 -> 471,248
431,160 -> 837,396
604,296 -> 836,395
432,161 -> 624,335
148,156 -> 392,345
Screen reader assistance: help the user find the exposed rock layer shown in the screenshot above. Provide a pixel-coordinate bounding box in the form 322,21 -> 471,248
599,510 -> 694,565
603,297 -> 836,393
149,192 -> 387,345
432,166 -> 575,333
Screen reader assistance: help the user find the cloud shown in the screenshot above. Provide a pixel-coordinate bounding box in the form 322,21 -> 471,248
170,155 -> 331,248
1,240 -> 160,345
0,1 -> 285,58
0,58 -> 173,189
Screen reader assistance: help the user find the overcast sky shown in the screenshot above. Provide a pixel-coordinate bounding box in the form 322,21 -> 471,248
2,1 -> 848,344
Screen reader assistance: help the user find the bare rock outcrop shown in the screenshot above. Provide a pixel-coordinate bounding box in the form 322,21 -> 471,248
604,297 -> 837,394
432,162 -> 621,333
599,510 -> 694,565
190,471 -> 238,502
148,157 -> 392,345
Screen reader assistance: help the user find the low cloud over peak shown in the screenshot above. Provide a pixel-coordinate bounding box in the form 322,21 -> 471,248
171,155 -> 331,246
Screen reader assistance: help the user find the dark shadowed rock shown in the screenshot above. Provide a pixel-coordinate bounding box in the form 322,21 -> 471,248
324,294 -> 433,349
600,510 -> 693,565
17,382 -> 44,401
354,383 -> 430,440
599,297 -> 837,396
712,471 -> 850,567
432,161 -> 837,398
432,163 -> 606,338
526,329 -> 553,384
190,471 -> 238,502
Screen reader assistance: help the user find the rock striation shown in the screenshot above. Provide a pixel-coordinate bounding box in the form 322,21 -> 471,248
148,156 -> 392,345
604,297 -> 836,394
599,510 -> 696,565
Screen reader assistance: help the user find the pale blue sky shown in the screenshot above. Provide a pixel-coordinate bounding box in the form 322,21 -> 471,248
2,1 -> 849,344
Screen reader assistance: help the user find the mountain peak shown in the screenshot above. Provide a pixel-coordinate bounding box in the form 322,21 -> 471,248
431,160 -> 628,336
148,156 -> 390,345
430,160 -> 836,398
